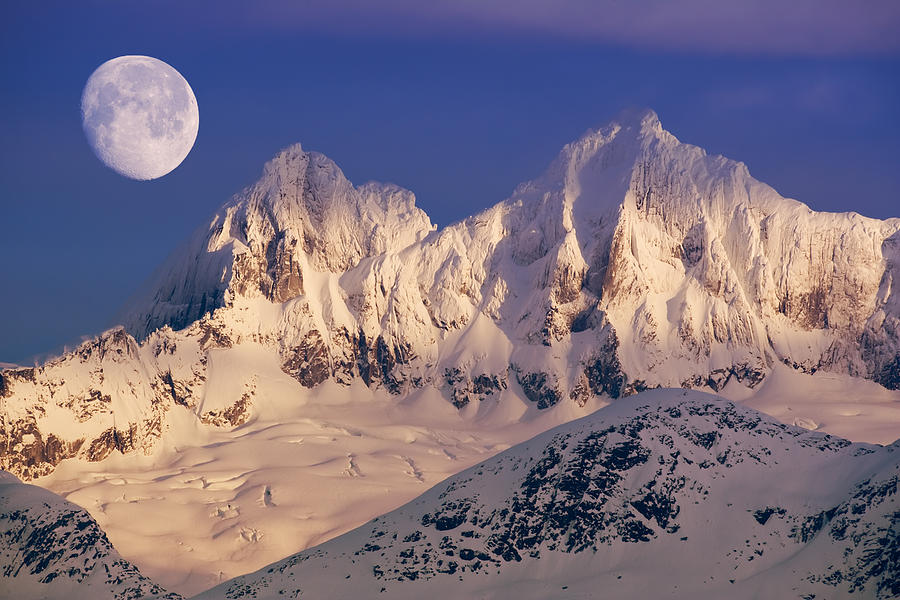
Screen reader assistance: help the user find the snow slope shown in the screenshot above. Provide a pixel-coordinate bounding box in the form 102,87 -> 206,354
196,390 -> 900,600
0,470 -> 180,600
32,379 -> 604,594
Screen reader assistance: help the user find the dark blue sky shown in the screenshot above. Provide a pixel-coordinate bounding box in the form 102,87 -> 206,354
2,1 -> 899,364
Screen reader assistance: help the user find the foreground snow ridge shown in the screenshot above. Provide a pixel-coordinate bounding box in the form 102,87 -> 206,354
0,471 -> 181,600
197,390 -> 899,600
4,391 -> 897,599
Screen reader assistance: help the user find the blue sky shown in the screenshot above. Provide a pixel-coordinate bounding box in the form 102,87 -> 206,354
1,1 -> 898,363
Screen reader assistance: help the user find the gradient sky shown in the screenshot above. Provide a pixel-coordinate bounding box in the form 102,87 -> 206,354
1,1 -> 899,364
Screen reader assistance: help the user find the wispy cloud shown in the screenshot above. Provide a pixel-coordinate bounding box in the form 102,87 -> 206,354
705,85 -> 778,111
703,72 -> 889,121
211,0 -> 900,56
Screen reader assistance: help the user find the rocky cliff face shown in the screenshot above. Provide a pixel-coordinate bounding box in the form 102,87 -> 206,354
2,109 -> 899,481
195,391 -> 900,600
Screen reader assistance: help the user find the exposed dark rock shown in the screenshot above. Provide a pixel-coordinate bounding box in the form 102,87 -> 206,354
680,223 -> 704,268
421,499 -> 473,532
0,419 -> 85,481
583,332 -> 626,399
64,389 -> 112,423
76,328 -> 139,363
799,475 -> 900,598
353,331 -> 406,394
551,264 -> 585,305
194,318 -> 233,349
375,336 -> 399,390
201,392 -> 253,428
539,306 -> 562,346
753,507 -> 786,525
300,328 -> 420,394
0,368 -> 37,399
161,371 -> 192,407
1,406 -> 168,481
731,363 -> 767,388
706,368 -> 732,392
86,426 -> 139,463
444,369 -> 506,409
875,356 -> 900,391
568,375 -> 591,407
282,330 -> 331,388
779,286 -> 829,330
514,370 -> 560,410
264,232 -> 305,303
679,363 -> 767,392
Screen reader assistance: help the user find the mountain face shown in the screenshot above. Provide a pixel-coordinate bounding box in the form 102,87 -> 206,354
196,390 -> 900,600
2,108 -> 899,483
0,471 -> 180,600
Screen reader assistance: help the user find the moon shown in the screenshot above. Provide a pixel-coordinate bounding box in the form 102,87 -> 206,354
81,55 -> 199,180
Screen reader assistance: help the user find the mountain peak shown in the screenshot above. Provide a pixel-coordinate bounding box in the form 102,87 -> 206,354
576,107 -> 666,152
264,141 -> 305,166
611,106 -> 661,132
112,111 -> 900,396
116,141 -> 433,338
542,107 -> 673,186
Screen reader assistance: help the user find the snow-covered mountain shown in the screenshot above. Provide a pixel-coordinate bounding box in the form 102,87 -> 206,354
124,108 -> 900,393
2,109 -> 900,593
0,470 -> 180,599
196,390 -> 900,600
3,108 -> 898,482
120,108 -> 900,399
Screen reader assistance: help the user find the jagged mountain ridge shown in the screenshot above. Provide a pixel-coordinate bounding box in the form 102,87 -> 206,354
2,108 -> 899,482
195,390 -> 900,600
121,108 -> 900,395
120,147 -> 435,337
0,471 -> 181,600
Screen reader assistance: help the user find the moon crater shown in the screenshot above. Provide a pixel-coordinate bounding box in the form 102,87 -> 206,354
81,55 -> 199,180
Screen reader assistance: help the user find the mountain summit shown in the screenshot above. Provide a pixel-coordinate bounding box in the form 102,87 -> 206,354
3,109 -> 900,481
119,143 -> 434,337
123,107 -> 900,395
